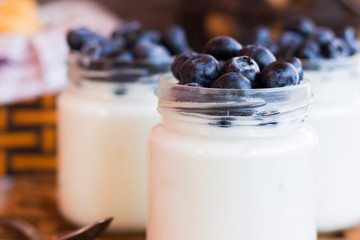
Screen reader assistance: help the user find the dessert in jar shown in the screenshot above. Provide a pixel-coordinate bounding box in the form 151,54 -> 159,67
249,17 -> 360,232
58,21 -> 188,232
305,54 -> 360,232
147,37 -> 318,240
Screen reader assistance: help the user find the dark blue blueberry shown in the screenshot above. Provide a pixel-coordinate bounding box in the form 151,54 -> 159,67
136,30 -> 162,44
339,26 -> 359,55
238,44 -> 276,71
283,57 -> 303,81
248,25 -> 271,47
295,40 -> 320,59
278,31 -> 304,47
211,72 -> 252,89
116,50 -> 134,62
259,61 -> 299,88
171,52 -> 198,79
185,82 -> 203,87
81,39 -> 125,58
112,20 -> 143,48
309,27 -> 335,46
133,41 -> 170,60
163,25 -> 188,55
275,31 -> 304,59
275,43 -> 299,59
284,16 -> 316,37
81,40 -> 103,58
210,119 -> 232,128
114,88 -> 127,95
101,39 -> 125,57
269,42 -> 279,54
203,36 -> 242,60
67,27 -> 104,51
222,56 -> 260,87
218,60 -> 226,74
259,122 -> 278,126
322,38 -> 350,58
179,54 -> 220,87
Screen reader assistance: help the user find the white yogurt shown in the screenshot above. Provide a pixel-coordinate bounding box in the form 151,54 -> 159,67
304,55 -> 360,232
147,74 -> 318,240
58,56 -> 169,232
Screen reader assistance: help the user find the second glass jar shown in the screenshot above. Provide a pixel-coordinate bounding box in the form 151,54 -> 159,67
304,55 -> 360,232
58,55 -> 171,232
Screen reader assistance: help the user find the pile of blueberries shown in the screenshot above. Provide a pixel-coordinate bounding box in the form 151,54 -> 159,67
171,36 -> 302,89
248,16 -> 359,59
67,20 -> 188,62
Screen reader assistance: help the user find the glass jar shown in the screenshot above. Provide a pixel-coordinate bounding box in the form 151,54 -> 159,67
147,73 -> 318,240
303,54 -> 360,232
57,54 -> 171,232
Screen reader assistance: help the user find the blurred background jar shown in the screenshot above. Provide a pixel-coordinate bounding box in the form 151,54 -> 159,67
58,54 -> 171,232
303,54 -> 360,232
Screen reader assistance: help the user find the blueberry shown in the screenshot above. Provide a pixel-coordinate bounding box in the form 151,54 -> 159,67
238,44 -> 276,71
284,16 -> 316,37
222,56 -> 260,87
81,39 -> 125,58
248,25 -> 271,47
133,41 -> 170,60
283,57 -> 303,81
114,88 -> 127,95
171,52 -> 198,79
136,30 -> 162,44
185,82 -> 203,87
67,27 -> 103,51
218,60 -> 226,74
163,25 -> 188,55
259,61 -> 299,88
116,50 -> 134,62
211,72 -> 252,89
275,31 -> 304,58
278,31 -> 304,46
309,27 -> 335,46
295,40 -> 320,59
81,40 -> 103,58
269,43 -> 279,54
322,38 -> 350,58
211,72 -> 251,89
203,36 -> 242,60
275,43 -> 299,59
339,26 -> 359,55
101,39 -> 125,57
179,54 -> 220,87
210,119 -> 232,128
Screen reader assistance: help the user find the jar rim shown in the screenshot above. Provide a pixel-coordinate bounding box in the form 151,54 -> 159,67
69,52 -> 173,70
68,53 -> 172,83
156,73 -> 312,125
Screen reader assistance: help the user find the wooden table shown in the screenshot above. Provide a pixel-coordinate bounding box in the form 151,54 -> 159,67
0,174 -> 359,240
0,174 -> 145,239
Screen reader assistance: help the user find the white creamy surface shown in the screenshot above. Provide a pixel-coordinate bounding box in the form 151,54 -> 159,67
148,121 -> 318,240
58,84 -> 159,232
307,68 -> 360,232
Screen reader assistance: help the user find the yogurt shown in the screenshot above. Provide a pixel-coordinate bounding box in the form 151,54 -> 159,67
58,55 -> 170,232
147,73 -> 318,240
304,55 -> 360,232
